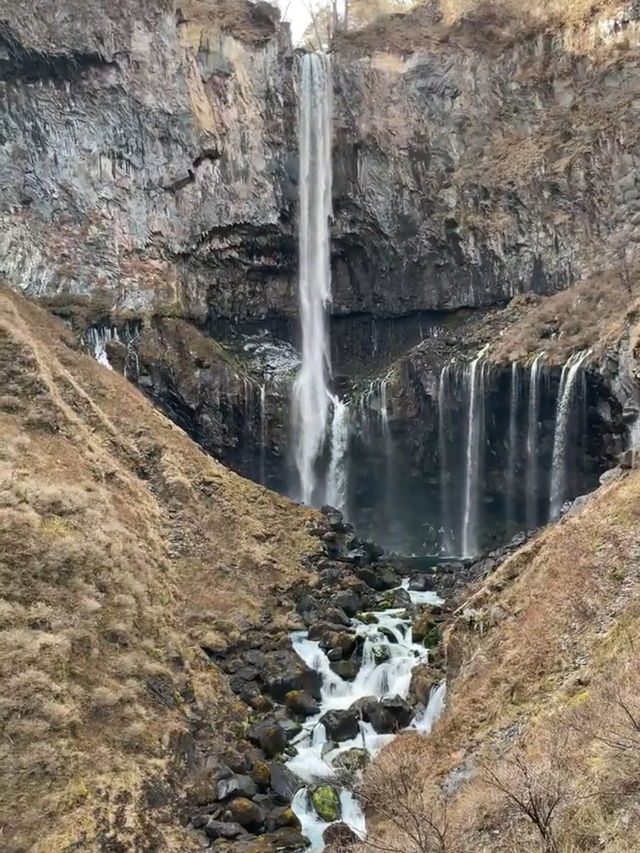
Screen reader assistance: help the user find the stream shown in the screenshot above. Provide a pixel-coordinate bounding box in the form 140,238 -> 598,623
287,581 -> 447,850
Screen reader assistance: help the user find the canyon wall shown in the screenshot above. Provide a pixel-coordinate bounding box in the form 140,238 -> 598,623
3,0 -> 640,325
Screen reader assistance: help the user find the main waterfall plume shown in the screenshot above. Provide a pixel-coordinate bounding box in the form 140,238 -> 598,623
292,53 -> 333,505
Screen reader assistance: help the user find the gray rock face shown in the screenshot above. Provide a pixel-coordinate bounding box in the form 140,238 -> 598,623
0,0 -> 297,319
3,0 -> 640,324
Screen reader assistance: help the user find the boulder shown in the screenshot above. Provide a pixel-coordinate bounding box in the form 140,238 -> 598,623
322,607 -> 351,627
203,819 -> 245,839
408,663 -> 440,707
285,690 -> 320,717
248,719 -> 286,758
269,827 -> 308,850
251,760 -> 271,790
331,590 -> 364,616
320,708 -> 360,742
408,573 -> 435,592
372,644 -> 390,665
269,762 -> 301,804
382,696 -> 414,729
318,630 -> 356,657
262,649 -> 322,702
323,822 -> 360,846
225,797 -> 266,830
329,659 -> 360,681
216,774 -> 257,802
333,748 -> 370,773
266,805 -> 301,830
310,786 -> 341,822
355,566 -> 398,591
350,695 -> 413,734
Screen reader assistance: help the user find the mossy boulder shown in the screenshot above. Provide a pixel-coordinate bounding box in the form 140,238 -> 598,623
412,609 -> 439,647
357,612 -> 379,625
334,747 -> 370,773
251,759 -> 271,789
372,644 -> 390,665
310,785 -> 341,822
225,797 -> 266,830
285,689 -> 320,717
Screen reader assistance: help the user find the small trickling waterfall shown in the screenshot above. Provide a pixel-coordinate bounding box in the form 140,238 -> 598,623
326,397 -> 350,513
87,326 -> 120,369
259,384 -> 268,486
525,354 -> 543,529
549,351 -> 590,520
506,362 -> 520,534
462,356 -> 487,558
291,52 -> 334,506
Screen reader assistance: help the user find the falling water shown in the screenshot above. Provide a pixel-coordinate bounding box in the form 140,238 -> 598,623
506,362 -> 520,533
87,326 -> 119,370
462,356 -> 486,558
259,384 -> 268,486
326,396 -> 350,513
549,351 -> 590,520
291,52 -> 333,506
525,355 -> 543,529
438,363 -> 454,554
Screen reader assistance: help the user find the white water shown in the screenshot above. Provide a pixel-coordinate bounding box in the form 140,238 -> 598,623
259,384 -> 268,486
288,585 -> 446,851
87,326 -> 119,369
549,351 -> 590,520
438,364 -> 454,555
525,355 -> 543,529
291,53 -> 333,506
462,357 -> 486,558
326,396 -> 350,512
506,362 -> 520,534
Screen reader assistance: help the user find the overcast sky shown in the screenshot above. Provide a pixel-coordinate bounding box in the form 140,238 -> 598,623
277,0 -> 326,43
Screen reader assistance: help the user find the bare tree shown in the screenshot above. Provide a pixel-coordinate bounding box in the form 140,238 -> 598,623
355,756 -> 450,853
479,754 -> 569,853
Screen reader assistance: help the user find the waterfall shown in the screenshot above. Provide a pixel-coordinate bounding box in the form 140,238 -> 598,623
259,384 -> 267,486
462,356 -> 486,558
506,362 -> 520,534
291,52 -> 333,506
438,363 -> 454,554
87,326 -> 119,370
525,355 -> 543,529
326,396 -> 350,513
549,351 -> 590,520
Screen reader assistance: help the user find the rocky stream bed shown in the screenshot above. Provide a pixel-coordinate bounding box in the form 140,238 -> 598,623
186,507 -> 525,852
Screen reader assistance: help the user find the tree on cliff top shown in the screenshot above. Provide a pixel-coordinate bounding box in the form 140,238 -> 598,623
302,0 -> 418,48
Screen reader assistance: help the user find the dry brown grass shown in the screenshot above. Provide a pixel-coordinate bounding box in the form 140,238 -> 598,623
358,467 -> 640,852
481,263 -> 640,365
0,285 -> 316,852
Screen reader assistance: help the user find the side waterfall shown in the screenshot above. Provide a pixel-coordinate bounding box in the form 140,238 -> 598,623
525,355 -> 543,529
326,397 -> 350,513
549,351 -> 590,520
462,356 -> 487,558
291,52 -> 333,505
259,384 -> 267,486
438,363 -> 455,554
506,362 -> 520,534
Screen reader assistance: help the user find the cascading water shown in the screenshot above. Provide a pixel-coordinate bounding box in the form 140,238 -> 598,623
549,351 -> 590,520
259,384 -> 268,486
525,355 -> 543,529
87,326 -> 120,369
462,356 -> 487,558
291,52 -> 333,506
288,583 -> 446,851
506,362 -> 520,534
326,396 -> 350,513
438,363 -> 455,554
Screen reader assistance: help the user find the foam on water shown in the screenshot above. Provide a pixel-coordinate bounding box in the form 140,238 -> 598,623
288,582 -> 446,851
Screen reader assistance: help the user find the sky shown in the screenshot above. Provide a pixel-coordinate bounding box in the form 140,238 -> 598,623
276,0 -> 328,43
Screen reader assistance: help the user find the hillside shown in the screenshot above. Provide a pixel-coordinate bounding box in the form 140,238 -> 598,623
356,464 -> 640,852
0,284 -> 316,852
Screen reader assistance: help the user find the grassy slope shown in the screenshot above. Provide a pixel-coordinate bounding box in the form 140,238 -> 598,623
0,285 -> 315,852
361,468 -> 640,852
